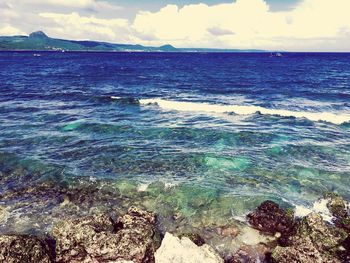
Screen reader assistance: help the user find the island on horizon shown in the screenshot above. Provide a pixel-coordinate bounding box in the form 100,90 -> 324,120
0,31 -> 268,53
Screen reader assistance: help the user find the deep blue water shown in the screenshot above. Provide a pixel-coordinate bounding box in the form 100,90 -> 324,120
0,52 -> 350,235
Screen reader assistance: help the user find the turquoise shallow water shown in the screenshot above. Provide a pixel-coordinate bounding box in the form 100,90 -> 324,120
0,52 -> 350,248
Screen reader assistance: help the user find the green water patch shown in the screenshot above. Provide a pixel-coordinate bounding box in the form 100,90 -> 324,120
265,134 -> 294,156
136,127 -> 236,148
212,136 -> 237,151
204,155 -> 251,171
62,121 -> 84,131
61,121 -> 131,134
234,131 -> 275,146
114,180 -> 228,226
266,145 -> 283,156
87,151 -> 207,178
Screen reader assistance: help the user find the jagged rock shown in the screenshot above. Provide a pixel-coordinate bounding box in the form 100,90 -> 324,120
154,232 -> 224,263
0,235 -> 54,263
272,236 -> 325,263
52,206 -> 161,263
325,193 -> 348,220
325,193 -> 350,233
340,236 -> 350,262
178,232 -> 206,246
297,213 -> 346,251
247,200 -> 296,242
228,244 -> 271,263
272,213 -> 348,263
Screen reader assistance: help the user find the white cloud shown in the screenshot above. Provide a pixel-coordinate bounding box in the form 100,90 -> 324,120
131,0 -> 350,51
39,12 -> 130,42
0,24 -> 25,35
1,0 -> 350,51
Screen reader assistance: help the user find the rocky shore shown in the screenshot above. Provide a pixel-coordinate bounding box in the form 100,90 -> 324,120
1,193 -> 349,263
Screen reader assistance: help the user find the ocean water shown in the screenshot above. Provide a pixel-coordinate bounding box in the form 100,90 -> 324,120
0,52 -> 350,249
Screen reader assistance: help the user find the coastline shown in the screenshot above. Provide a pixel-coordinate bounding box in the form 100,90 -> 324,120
1,180 -> 349,262
1,160 -> 349,262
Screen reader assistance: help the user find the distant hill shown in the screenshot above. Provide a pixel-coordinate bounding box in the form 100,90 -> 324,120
0,31 -> 267,52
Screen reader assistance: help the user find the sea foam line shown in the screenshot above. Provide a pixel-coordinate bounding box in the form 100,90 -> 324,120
138,98 -> 350,125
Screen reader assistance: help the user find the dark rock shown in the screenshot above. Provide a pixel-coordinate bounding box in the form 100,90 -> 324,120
339,235 -> 350,262
178,233 -> 206,246
272,213 -> 348,263
247,201 -> 296,242
325,193 -> 350,233
52,206 -> 161,263
297,213 -> 347,252
0,235 -> 54,263
272,236 -> 324,263
325,193 -> 348,220
228,244 -> 271,263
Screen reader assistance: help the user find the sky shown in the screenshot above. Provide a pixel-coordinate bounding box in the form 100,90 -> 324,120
1,0 -> 350,51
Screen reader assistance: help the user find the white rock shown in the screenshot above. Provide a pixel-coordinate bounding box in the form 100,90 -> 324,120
155,232 -> 224,263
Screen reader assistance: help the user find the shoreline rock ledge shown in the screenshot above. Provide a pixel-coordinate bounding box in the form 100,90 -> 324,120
1,193 -> 350,263
0,235 -> 54,263
52,206 -> 161,263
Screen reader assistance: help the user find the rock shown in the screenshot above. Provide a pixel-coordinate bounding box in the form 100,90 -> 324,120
339,235 -> 350,262
155,232 -> 224,263
325,193 -> 348,220
272,213 -> 348,263
0,235 -> 54,263
297,213 -> 346,251
247,201 -> 296,242
52,206 -> 161,263
216,225 -> 239,238
272,236 -> 325,263
325,193 -> 350,233
0,205 -> 9,223
178,233 -> 206,246
228,244 -> 271,263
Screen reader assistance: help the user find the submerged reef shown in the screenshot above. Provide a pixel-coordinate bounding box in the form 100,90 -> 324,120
1,156 -> 350,262
0,194 -> 350,262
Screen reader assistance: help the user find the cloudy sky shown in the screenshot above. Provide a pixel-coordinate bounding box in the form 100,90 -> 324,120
1,0 -> 350,51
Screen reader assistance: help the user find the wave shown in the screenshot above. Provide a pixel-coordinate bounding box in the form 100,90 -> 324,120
110,96 -> 140,104
294,198 -> 334,222
137,98 -> 350,125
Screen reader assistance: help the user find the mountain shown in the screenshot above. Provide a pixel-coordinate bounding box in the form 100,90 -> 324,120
0,31 -> 267,52
0,31 -> 178,52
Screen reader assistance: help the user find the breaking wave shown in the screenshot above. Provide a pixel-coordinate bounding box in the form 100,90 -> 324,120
136,98 -> 350,125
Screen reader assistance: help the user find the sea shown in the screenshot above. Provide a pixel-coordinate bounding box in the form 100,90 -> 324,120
0,51 -> 350,252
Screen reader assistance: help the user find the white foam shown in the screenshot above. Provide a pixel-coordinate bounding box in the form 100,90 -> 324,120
139,98 -> 350,125
294,198 -> 334,222
137,183 -> 150,192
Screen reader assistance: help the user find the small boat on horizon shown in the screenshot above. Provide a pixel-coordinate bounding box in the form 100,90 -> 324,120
270,52 -> 283,57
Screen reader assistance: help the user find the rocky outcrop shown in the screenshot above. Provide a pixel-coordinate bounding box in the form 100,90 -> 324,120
247,200 -> 296,243
228,244 -> 272,263
52,206 -> 161,263
325,193 -> 350,234
177,232 -> 206,246
272,213 -> 348,263
154,232 -> 224,263
325,193 -> 348,220
0,235 -> 54,263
